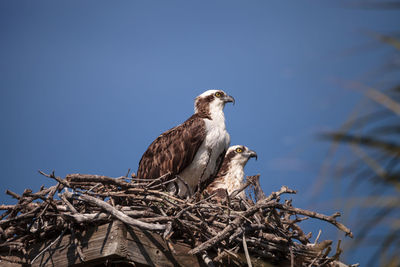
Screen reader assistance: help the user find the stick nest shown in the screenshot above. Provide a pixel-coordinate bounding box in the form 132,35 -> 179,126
0,171 -> 354,266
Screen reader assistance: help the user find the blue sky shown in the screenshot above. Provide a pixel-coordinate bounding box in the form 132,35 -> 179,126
0,1 -> 399,265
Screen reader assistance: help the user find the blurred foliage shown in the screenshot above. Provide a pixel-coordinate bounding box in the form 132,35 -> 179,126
323,31 -> 400,266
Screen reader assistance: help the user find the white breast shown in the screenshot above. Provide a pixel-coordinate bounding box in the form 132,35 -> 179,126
224,167 -> 245,196
211,163 -> 245,198
175,112 -> 230,197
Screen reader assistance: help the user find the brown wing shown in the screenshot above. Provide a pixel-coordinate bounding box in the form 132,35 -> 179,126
137,114 -> 206,180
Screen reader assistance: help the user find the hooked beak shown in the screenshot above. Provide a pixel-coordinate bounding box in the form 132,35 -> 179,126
247,149 -> 258,161
223,94 -> 235,105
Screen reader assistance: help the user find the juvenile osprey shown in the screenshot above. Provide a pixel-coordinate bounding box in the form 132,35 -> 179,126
137,90 -> 234,197
204,145 -> 257,199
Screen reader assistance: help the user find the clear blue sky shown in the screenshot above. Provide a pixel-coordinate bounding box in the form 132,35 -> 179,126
0,1 -> 398,265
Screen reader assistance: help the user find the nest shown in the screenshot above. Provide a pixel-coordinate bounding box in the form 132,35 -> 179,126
0,171 -> 355,266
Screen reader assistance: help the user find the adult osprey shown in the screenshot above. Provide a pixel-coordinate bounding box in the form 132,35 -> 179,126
204,145 -> 257,199
137,90 -> 234,197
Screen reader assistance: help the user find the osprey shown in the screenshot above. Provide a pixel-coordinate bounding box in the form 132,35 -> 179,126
204,145 -> 257,199
137,90 -> 234,197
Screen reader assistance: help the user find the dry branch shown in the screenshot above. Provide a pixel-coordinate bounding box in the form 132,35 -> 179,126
63,191 -> 166,231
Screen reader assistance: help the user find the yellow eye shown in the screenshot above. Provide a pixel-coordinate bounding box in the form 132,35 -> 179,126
215,92 -> 222,97
235,147 -> 243,153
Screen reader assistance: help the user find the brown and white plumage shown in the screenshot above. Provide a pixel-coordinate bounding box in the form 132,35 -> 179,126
137,90 -> 234,197
205,145 -> 257,199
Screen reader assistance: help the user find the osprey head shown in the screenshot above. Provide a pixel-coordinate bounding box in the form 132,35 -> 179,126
208,144 -> 257,198
194,89 -> 234,118
226,145 -> 258,166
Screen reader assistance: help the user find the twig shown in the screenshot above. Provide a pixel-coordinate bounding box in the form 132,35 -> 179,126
59,193 -> 78,213
125,168 -> 131,178
201,251 -> 216,267
144,172 -> 171,188
230,175 -> 258,199
31,228 -> 66,264
289,246 -> 294,267
39,170 -> 71,188
5,190 -> 21,200
314,229 -> 322,244
242,233 -> 252,267
65,173 -> 132,188
275,205 -> 353,238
